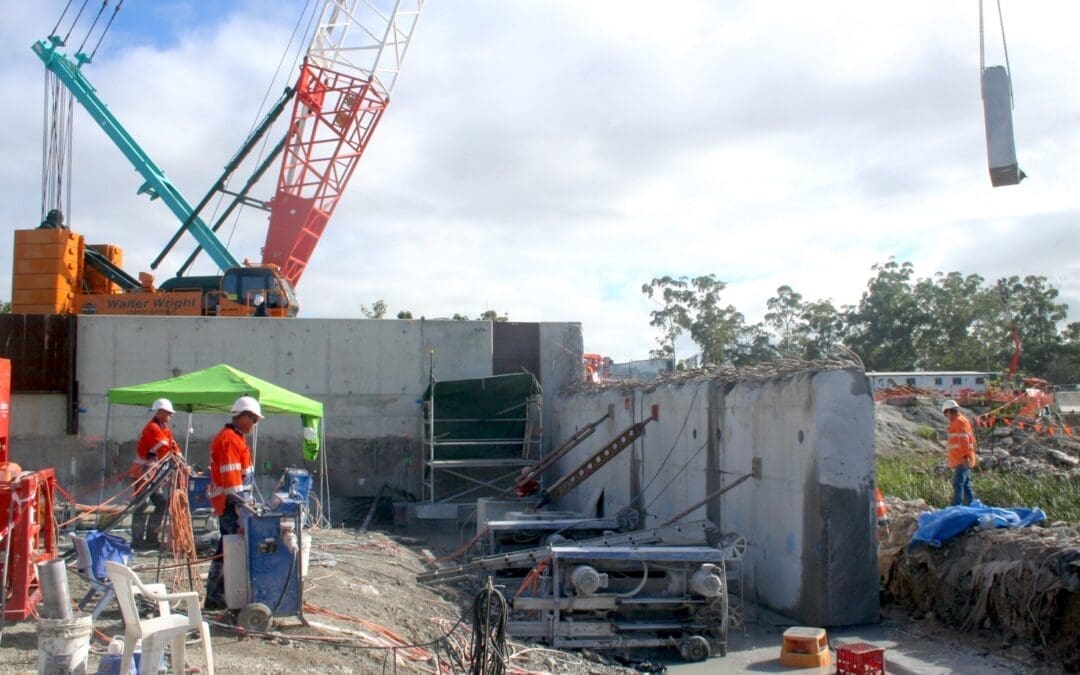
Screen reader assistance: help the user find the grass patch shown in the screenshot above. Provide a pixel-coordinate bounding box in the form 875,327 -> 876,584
877,453 -> 1080,523
914,425 -> 938,441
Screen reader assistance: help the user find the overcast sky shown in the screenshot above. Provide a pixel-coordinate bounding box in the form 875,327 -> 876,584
2,1 -> 1077,362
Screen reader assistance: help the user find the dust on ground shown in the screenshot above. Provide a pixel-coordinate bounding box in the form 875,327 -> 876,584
0,529 -> 629,674
875,401 -> 1080,672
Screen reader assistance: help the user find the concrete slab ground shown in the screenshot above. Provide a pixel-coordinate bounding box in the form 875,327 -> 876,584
663,605 -> 1027,674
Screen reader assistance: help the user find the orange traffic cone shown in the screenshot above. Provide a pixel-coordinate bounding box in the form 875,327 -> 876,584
875,488 -> 888,528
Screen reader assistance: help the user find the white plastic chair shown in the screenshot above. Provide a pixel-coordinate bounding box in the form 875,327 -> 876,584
69,533 -> 116,619
105,561 -> 215,675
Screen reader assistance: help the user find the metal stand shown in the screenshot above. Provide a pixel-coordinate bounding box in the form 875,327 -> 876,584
421,379 -> 542,512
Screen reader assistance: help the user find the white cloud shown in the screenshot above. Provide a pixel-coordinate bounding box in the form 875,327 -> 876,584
2,1 -> 1077,364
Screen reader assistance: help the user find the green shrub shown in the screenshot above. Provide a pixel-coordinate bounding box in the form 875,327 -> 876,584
915,425 -> 938,441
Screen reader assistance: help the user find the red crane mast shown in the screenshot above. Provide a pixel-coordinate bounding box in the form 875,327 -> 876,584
263,0 -> 424,286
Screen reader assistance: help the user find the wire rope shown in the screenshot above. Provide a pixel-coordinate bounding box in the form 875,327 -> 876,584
50,0 -> 77,38
978,0 -> 1015,106
76,0 -> 110,55
61,0 -> 91,45
219,0 -> 321,253
88,0 -> 125,61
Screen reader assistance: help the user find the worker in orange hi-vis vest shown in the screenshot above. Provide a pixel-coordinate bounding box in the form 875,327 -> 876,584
943,400 -> 978,506
130,398 -> 181,550
204,396 -> 263,610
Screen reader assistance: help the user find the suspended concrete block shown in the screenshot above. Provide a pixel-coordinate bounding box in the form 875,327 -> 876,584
981,65 -> 1026,187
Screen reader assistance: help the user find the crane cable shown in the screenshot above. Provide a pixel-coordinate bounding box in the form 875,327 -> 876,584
41,72 -> 74,220
215,0 -> 321,254
978,0 -> 1014,107
49,0 -> 76,39
86,0 -> 125,62
57,0 -> 90,45
41,1 -> 126,221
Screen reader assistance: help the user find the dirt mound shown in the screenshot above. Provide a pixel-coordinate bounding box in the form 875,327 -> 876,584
0,529 -> 628,674
875,403 -> 947,456
875,399 -> 1080,477
879,499 -> 1080,671
875,403 -> 1080,671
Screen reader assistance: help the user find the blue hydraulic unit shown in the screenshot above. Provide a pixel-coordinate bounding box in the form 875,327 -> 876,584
224,472 -> 312,632
266,468 -> 313,520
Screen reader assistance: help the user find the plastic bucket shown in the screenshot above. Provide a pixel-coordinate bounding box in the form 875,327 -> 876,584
37,613 -> 92,674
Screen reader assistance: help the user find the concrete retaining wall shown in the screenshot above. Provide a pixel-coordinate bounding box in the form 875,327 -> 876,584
9,316 -> 581,500
549,365 -> 878,627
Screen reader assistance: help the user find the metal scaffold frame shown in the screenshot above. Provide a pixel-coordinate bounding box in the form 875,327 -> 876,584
422,379 -> 542,507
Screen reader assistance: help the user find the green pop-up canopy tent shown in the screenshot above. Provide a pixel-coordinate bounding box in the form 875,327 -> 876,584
108,363 -> 322,460
108,363 -> 323,419
102,364 -> 328,518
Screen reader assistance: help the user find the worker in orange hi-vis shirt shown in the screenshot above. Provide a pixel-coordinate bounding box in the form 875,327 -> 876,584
130,398 -> 181,549
204,396 -> 263,610
943,400 -> 978,506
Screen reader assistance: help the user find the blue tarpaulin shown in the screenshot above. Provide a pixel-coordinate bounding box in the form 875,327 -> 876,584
910,500 -> 1046,548
85,530 -> 133,580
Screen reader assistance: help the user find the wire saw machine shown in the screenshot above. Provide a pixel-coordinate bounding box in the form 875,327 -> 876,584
223,468 -> 312,631
509,545 -> 730,660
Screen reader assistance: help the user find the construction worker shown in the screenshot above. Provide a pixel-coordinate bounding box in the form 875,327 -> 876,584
943,400 -> 978,506
130,398 -> 180,549
204,396 -> 263,610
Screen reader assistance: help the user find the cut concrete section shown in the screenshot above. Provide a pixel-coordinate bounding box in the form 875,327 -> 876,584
550,363 -> 877,627
9,315 -> 582,500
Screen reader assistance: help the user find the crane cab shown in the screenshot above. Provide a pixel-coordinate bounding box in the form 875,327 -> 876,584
160,267 -> 299,317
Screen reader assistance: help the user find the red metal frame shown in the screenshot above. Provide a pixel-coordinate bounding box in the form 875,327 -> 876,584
263,61 -> 389,286
2,469 -> 58,621
0,358 -> 9,463
1,358 -> 59,621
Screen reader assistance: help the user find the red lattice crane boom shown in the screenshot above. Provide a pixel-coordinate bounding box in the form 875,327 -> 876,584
263,0 -> 424,286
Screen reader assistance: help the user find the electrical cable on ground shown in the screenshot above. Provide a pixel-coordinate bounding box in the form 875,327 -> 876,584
469,579 -> 508,675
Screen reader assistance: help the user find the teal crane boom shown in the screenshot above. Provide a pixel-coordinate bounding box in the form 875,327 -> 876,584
32,36 -> 240,273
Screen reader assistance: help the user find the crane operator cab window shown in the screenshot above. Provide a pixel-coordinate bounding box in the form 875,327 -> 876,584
222,268 -> 299,317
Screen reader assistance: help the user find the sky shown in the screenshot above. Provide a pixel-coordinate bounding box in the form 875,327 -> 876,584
1,1 -> 1078,363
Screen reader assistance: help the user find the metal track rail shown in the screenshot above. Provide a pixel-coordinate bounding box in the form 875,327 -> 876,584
417,519 -> 715,584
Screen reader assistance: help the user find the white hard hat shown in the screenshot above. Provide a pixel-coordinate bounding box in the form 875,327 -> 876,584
231,395 -> 265,420
151,398 -> 175,414
941,400 -> 960,413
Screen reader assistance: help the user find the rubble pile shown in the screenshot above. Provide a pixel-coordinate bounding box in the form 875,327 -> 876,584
981,424 -> 1080,475
564,356 -> 862,395
875,393 -> 1080,673
876,399 -> 1080,477
879,499 -> 1080,669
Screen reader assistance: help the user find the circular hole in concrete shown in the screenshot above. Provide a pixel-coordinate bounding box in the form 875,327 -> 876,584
798,430 -> 804,443
692,428 -> 697,439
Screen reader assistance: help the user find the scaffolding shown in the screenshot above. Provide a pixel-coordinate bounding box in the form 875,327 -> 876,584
421,373 -> 542,509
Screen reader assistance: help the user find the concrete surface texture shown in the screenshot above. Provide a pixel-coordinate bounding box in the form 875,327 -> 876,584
9,315 -> 582,499
665,605 -> 1021,674
549,365 -> 877,626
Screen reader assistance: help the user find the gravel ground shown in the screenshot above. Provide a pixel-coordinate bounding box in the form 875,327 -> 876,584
0,528 -> 626,674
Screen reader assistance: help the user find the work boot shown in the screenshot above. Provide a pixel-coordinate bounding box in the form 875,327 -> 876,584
132,537 -> 159,551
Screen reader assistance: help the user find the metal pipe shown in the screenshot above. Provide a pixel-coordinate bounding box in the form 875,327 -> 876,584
36,559 -> 73,620
660,472 -> 754,527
